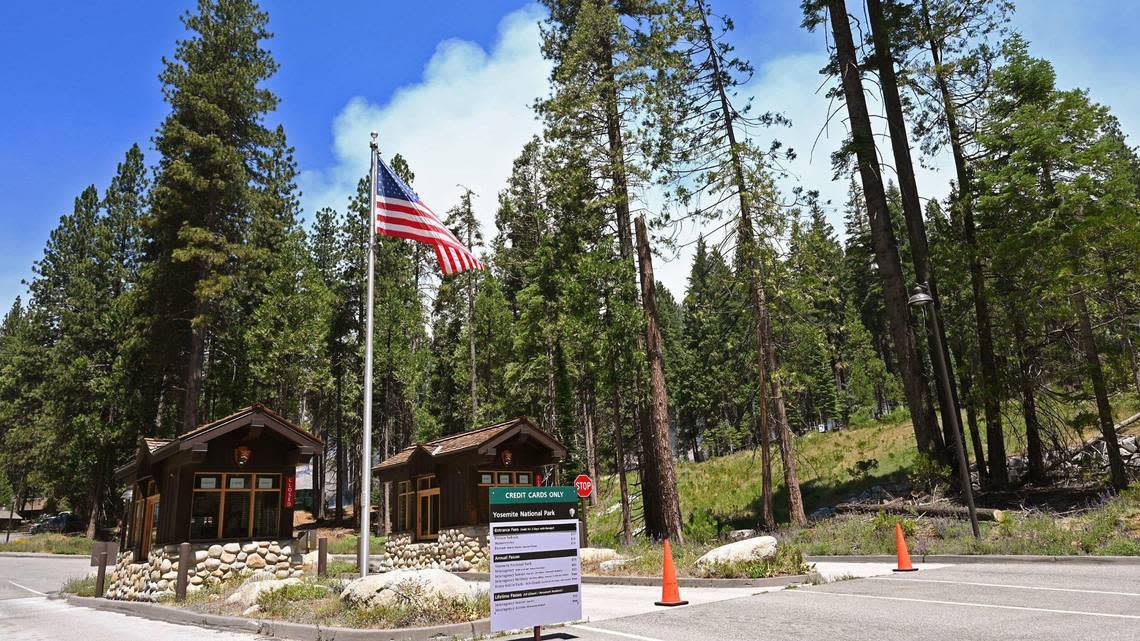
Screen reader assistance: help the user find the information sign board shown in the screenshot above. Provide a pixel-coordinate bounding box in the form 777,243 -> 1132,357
489,486 -> 582,632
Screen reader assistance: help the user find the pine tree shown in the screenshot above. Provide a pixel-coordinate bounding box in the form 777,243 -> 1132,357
804,0 -> 945,464
142,0 -> 281,432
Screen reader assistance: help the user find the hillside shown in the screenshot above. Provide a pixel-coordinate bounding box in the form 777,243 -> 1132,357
588,395 -> 1140,554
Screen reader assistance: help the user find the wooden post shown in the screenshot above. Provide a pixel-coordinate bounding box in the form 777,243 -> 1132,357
175,543 -> 190,602
579,498 -> 590,549
533,625 -> 541,640
318,537 -> 328,577
95,551 -> 108,598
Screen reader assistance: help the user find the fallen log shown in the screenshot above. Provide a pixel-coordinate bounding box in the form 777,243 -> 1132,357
1115,411 -> 1140,434
835,501 -> 1005,522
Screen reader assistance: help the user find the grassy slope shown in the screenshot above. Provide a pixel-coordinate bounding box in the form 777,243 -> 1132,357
0,534 -> 93,555
587,394 -> 1140,557
589,407 -> 919,544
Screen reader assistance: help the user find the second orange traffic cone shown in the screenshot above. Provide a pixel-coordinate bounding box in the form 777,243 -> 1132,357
654,538 -> 689,606
892,523 -> 918,572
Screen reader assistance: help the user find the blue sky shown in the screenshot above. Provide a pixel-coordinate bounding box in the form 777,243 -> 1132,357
2,1 -> 1138,311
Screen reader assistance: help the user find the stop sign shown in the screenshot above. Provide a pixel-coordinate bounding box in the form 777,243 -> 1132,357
574,474 -> 593,498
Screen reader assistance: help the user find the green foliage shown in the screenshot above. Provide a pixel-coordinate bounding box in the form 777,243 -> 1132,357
870,511 -> 916,538
698,545 -> 811,579
0,534 -> 93,555
343,585 -> 489,629
908,453 -> 952,494
256,582 -> 333,614
683,508 -> 726,543
60,575 -> 99,597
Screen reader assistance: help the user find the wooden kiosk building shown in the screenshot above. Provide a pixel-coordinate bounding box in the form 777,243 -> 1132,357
114,404 -> 322,556
374,417 -> 566,541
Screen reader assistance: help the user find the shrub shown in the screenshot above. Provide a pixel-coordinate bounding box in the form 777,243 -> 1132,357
908,453 -> 951,494
256,582 -> 332,615
683,509 -> 722,543
60,575 -> 98,596
0,534 -> 93,555
871,511 -> 916,538
699,545 -> 810,579
846,458 -> 879,482
344,588 -> 490,629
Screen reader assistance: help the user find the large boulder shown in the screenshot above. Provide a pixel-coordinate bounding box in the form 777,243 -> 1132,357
340,569 -> 472,609
579,548 -> 620,565
695,536 -> 778,570
225,577 -> 302,608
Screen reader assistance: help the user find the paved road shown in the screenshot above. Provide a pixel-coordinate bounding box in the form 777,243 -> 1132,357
0,555 -> 94,600
3,556 -> 1139,640
532,562 -> 1140,641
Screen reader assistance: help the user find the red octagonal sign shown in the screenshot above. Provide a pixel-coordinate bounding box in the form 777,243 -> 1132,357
574,474 -> 593,499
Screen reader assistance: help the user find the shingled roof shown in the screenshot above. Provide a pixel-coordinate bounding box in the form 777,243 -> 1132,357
374,417 -> 565,472
115,405 -> 322,482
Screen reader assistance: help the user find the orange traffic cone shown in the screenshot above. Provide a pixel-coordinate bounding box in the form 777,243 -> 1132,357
655,538 -> 689,606
893,523 -> 918,572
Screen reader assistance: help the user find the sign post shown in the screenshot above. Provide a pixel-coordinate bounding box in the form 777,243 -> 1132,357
489,487 -> 582,637
574,474 -> 592,549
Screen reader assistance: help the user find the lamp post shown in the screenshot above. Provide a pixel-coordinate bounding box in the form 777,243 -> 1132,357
909,282 -> 980,539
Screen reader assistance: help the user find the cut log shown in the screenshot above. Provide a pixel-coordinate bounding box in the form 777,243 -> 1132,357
836,501 -> 1004,522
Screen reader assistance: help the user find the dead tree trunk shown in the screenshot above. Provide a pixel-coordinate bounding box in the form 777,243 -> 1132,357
695,0 -> 792,526
634,216 -> 684,543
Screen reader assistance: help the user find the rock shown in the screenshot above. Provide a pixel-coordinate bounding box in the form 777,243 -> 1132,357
246,553 -> 266,569
208,545 -> 224,558
695,536 -> 778,570
265,552 -> 279,564
194,550 -> 209,563
242,542 -> 259,554
727,529 -> 756,541
579,548 -> 621,564
340,569 -> 473,609
159,559 -> 172,572
221,552 -> 237,564
223,542 -> 241,554
225,577 -> 302,607
599,558 -> 634,572
809,507 -> 837,521
204,558 -> 222,570
242,605 -> 260,617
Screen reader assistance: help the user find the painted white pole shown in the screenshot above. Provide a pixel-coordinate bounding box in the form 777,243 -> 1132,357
360,131 -> 378,577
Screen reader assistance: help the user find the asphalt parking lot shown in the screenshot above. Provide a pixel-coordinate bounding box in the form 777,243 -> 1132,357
541,562 -> 1140,641
3,554 -> 1139,641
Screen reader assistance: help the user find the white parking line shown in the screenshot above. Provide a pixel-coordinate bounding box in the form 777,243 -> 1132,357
796,589 -> 1140,620
871,576 -> 1140,597
571,624 -> 669,641
7,580 -> 46,596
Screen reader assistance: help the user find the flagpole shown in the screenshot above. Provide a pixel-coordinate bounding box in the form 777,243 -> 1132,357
360,131 -> 378,578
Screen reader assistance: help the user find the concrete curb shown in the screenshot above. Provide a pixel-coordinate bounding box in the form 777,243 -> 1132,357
330,555 -> 807,589
806,554 -> 1140,565
458,571 -> 807,588
62,594 -> 491,641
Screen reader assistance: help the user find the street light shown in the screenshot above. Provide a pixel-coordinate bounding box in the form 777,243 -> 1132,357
909,282 -> 981,539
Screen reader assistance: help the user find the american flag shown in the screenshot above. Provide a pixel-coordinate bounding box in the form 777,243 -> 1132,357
374,157 -> 484,276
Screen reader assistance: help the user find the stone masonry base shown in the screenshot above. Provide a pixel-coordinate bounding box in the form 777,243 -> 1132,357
107,539 -> 303,601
